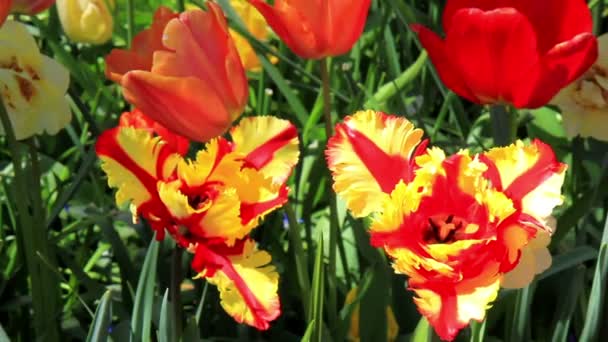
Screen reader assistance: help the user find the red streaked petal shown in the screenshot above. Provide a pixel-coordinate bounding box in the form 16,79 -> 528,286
240,184 -> 289,226
193,240 -> 281,330
96,126 -> 179,238
230,116 -> 299,184
119,109 -> 190,155
411,276 -> 500,341
326,110 -> 424,217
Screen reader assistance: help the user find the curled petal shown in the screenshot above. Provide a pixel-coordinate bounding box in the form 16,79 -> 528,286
326,110 -> 425,217
193,240 -> 281,330
230,116 -> 300,184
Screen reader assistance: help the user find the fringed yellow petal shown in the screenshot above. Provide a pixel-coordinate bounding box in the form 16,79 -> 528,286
483,140 -> 539,189
177,138 -> 223,188
520,171 -> 566,231
370,181 -> 425,235
199,188 -> 249,245
230,116 -> 300,184
99,156 -> 152,207
327,110 -> 424,217
204,240 -> 280,330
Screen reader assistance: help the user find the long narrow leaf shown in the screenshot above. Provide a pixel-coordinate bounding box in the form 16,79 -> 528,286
86,290 -> 113,342
131,237 -> 160,342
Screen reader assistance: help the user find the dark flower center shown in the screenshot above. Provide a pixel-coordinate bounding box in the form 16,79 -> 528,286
423,214 -> 466,244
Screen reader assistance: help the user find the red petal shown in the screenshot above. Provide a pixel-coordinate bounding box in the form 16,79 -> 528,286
412,24 -> 478,103
512,32 -> 598,108
444,8 -> 539,105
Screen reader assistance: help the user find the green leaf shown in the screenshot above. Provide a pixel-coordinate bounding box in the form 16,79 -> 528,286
86,290 -> 113,342
158,288 -> 176,342
550,267 -> 585,342
580,213 -> 608,342
536,247 -> 598,282
411,317 -> 432,342
131,237 -> 160,342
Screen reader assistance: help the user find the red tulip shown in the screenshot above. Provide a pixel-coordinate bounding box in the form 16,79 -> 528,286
413,0 -> 598,109
248,0 -> 371,59
105,3 -> 248,143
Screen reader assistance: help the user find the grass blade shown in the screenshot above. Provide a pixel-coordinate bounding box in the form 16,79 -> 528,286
309,233 -> 325,342
131,237 -> 160,342
86,290 -> 113,342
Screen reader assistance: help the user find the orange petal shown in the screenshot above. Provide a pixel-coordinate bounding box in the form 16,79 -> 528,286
193,240 -> 281,330
326,110 -> 425,217
230,116 -> 299,184
104,6 -> 178,82
121,71 -> 232,142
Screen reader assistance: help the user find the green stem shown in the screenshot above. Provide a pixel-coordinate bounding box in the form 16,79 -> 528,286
170,247 -> 183,341
0,99 -> 60,340
284,203 -> 311,316
489,104 -> 518,146
320,57 -> 338,332
126,0 -> 135,47
176,0 -> 185,12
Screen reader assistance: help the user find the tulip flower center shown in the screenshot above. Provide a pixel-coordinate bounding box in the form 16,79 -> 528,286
423,214 -> 466,244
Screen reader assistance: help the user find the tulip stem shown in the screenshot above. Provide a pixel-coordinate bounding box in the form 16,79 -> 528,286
320,57 -> 339,331
0,98 -> 61,340
176,0 -> 185,12
126,0 -> 135,47
489,104 -> 518,146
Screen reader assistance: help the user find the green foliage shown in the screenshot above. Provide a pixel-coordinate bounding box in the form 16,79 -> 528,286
1,0 -> 608,341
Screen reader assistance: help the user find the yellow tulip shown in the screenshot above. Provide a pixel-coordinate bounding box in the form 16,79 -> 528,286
229,0 -> 276,71
57,0 -> 114,44
551,33 -> 608,142
0,21 -> 71,140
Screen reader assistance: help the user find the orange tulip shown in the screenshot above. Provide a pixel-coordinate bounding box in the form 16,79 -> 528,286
249,0 -> 371,59
105,3 -> 248,143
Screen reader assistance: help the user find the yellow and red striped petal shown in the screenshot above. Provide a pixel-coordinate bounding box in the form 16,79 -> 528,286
480,140 -> 567,230
119,109 -> 190,155
95,126 -> 179,209
411,274 -> 501,341
193,240 -> 280,330
326,110 -> 425,217
230,116 -> 300,184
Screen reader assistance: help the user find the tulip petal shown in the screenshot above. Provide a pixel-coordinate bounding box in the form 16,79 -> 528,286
326,110 -> 425,217
412,278 -> 500,341
502,229 -> 551,289
119,109 -> 190,155
249,0 -> 319,58
327,0 -> 371,55
411,24 -> 478,103
480,140 -> 566,228
104,6 -> 177,82
193,240 -> 280,330
161,3 -> 248,116
122,71 -> 232,142
443,0 -> 593,53
230,116 -> 300,184
444,8 -> 539,104
513,32 -> 598,108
